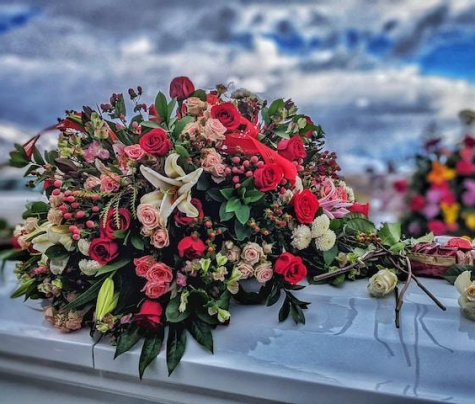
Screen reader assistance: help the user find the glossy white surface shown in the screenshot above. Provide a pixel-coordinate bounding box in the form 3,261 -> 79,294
0,264 -> 473,403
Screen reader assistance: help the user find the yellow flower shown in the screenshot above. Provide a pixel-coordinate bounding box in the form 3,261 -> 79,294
465,214 -> 475,231
441,202 -> 460,225
427,162 -> 455,185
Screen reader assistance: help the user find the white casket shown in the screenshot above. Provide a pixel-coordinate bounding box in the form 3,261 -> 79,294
0,264 -> 472,404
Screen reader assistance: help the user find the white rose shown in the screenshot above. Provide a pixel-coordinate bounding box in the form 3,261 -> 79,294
367,269 -> 398,297
314,230 -> 336,252
24,217 -> 39,233
291,225 -> 312,250
254,261 -> 273,284
455,271 -> 475,321
278,189 -> 294,205
47,208 -> 63,225
223,241 -> 241,263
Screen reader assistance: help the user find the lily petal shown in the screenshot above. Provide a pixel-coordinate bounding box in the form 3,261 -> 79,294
140,165 -> 181,189
165,153 -> 186,178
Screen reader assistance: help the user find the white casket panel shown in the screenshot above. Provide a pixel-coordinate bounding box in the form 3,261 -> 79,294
1,265 -> 474,403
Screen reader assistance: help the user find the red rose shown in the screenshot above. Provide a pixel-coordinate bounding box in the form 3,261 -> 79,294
89,238 -> 119,265
43,179 -> 54,190
349,203 -> 370,216
275,252 -> 307,284
169,76 -> 195,101
206,93 -> 219,105
148,104 -> 161,123
178,236 -> 206,259
393,179 -> 408,194
210,102 -> 241,131
292,189 -> 319,224
254,163 -> 284,191
174,198 -> 203,226
456,160 -> 475,176
277,135 -> 307,161
135,300 -> 163,330
464,135 -> 475,148
410,195 -> 426,212
139,128 -> 172,156
100,208 -> 131,239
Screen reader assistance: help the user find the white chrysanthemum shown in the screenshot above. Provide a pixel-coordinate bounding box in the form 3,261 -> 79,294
343,183 -> 355,203
311,215 -> 330,238
78,259 -> 101,276
291,225 -> 312,250
314,230 -> 336,252
78,239 -> 91,256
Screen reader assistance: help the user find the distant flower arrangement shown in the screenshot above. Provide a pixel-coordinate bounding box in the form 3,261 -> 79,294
6,77 -> 444,377
401,131 -> 475,238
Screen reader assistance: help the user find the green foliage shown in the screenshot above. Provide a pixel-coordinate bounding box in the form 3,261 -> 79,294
139,328 -> 165,379
167,325 -> 187,376
187,319 -> 213,353
63,279 -> 106,310
379,222 -> 401,247
166,296 -> 190,323
115,326 -> 144,359
444,265 -> 475,284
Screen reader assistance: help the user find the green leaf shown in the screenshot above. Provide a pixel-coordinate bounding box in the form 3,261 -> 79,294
220,188 -> 235,200
278,297 -> 290,322
131,234 -> 145,251
268,98 -> 284,117
235,204 -> 250,225
187,319 -> 213,353
175,144 -> 190,158
323,245 -> 338,266
207,188 -> 226,202
115,326 -> 143,359
234,220 -> 251,241
266,283 -> 281,307
167,98 -> 177,119
225,197 -> 241,213
262,107 -> 270,124
219,202 -> 234,221
173,116 -> 195,138
31,201 -> 49,214
345,218 -> 376,235
141,121 -> 161,129
155,92 -> 169,126
139,328 -> 164,379
167,325 -> 187,376
191,89 -> 207,101
379,222 -> 401,246
443,265 -> 474,285
11,278 -> 35,299
95,258 -> 131,277
390,242 -> 406,253
32,147 -> 45,165
165,295 -> 190,323
243,190 -> 265,204
44,244 -> 69,261
63,279 -> 105,310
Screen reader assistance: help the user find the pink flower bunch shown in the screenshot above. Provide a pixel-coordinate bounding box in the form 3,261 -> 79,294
134,256 -> 173,299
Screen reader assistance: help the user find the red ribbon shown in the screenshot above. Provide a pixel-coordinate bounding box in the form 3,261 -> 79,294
222,117 -> 297,186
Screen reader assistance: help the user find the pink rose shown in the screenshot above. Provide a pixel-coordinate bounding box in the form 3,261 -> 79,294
142,281 -> 169,299
254,261 -> 273,284
201,148 -> 223,171
134,255 -> 155,278
204,118 -> 227,143
124,144 -> 145,161
151,228 -> 170,249
235,261 -> 254,279
210,164 -> 227,183
241,242 -> 264,265
100,174 -> 120,193
146,262 -> 173,283
84,176 -> 101,191
185,97 -> 206,116
137,204 -> 161,230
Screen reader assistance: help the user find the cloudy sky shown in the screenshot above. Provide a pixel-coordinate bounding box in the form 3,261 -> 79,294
0,0 -> 474,172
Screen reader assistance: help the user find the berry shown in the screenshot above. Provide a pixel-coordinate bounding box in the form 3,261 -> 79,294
92,206 -> 100,213
86,221 -> 95,228
75,211 -> 85,219
53,180 -> 63,188
72,234 -> 81,241
52,189 -> 61,196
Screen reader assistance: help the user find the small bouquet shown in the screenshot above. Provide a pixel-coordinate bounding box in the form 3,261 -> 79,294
7,77 -> 444,377
401,114 -> 475,238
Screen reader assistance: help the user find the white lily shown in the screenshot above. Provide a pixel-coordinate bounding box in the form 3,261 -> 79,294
140,153 -> 203,226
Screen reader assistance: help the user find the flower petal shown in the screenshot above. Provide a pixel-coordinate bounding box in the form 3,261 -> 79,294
455,271 -> 472,296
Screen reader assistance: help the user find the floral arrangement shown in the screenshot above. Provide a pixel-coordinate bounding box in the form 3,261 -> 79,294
6,77 -> 445,378
400,122 -> 475,238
